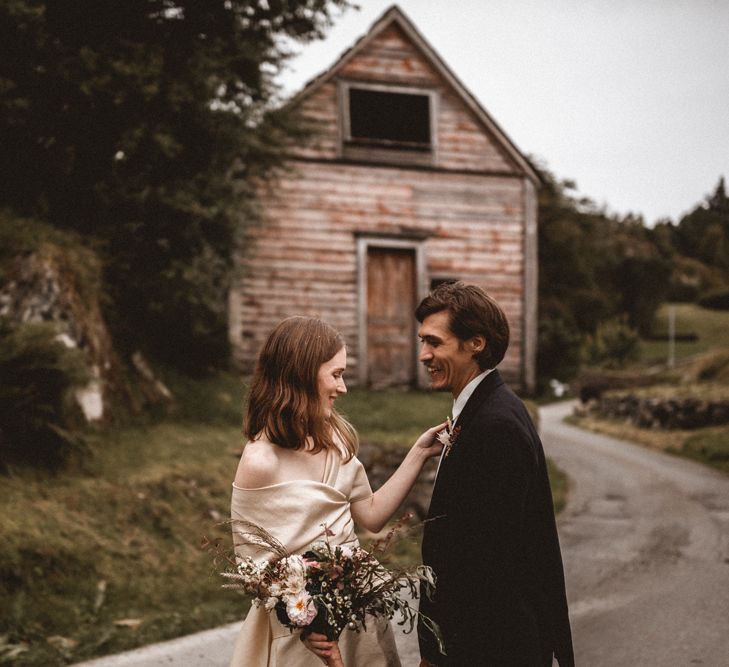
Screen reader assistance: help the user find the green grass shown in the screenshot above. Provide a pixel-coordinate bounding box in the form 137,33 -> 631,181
641,302 -> 729,363
0,423 -> 246,666
0,370 -> 248,666
677,429 -> 729,473
547,459 -> 569,514
0,377 -> 566,666
337,387 -> 452,447
606,382 -> 729,401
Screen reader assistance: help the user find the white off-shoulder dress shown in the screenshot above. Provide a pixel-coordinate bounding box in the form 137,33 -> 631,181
228,446 -> 402,667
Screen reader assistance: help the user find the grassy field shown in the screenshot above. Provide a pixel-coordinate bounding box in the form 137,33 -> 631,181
337,387 -> 451,447
641,302 -> 729,363
572,301 -> 729,477
0,376 -> 566,666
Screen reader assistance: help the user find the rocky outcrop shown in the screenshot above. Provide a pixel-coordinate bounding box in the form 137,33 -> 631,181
0,245 -> 171,421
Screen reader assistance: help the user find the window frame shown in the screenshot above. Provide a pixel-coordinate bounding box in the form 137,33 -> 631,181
338,80 -> 439,166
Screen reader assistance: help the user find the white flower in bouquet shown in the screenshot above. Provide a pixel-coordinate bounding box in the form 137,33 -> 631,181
281,554 -> 307,593
285,591 -> 318,626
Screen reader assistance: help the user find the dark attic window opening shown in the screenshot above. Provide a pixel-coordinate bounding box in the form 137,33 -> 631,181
348,88 -> 431,150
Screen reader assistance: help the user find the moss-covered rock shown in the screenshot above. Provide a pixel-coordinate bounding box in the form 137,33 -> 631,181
0,213 -> 172,470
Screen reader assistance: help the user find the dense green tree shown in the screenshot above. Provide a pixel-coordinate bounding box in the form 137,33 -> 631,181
611,244 -> 671,335
673,177 -> 729,275
536,165 -> 671,385
0,0 -> 348,370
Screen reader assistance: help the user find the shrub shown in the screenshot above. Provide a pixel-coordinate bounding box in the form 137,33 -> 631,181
666,281 -> 700,303
698,288 -> 729,310
537,317 -> 582,387
665,256 -> 726,303
0,320 -> 90,471
582,318 -> 641,369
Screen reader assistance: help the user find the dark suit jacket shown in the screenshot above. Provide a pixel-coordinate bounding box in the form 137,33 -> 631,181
418,370 -> 574,667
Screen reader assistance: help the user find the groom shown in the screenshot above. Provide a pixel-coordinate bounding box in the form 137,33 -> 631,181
416,282 -> 574,666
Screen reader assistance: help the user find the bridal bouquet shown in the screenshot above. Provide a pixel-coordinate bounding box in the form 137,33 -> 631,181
218,519 -> 442,647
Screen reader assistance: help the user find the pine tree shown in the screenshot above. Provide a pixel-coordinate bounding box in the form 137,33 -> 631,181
707,176 -> 729,217
674,176 -> 729,275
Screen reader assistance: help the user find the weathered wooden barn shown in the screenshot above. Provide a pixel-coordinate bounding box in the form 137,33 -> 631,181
229,5 -> 539,392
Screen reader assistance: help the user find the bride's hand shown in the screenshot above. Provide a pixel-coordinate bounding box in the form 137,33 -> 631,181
302,633 -> 344,666
414,421 -> 448,458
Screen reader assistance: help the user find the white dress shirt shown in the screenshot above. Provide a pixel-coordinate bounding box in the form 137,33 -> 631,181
451,368 -> 495,423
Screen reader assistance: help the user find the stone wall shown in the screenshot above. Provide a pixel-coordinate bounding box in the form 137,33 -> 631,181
593,393 -> 729,430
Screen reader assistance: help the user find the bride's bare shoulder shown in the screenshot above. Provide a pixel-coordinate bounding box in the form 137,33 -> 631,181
234,439 -> 280,488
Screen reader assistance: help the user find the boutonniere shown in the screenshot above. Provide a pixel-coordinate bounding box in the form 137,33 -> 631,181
436,416 -> 461,459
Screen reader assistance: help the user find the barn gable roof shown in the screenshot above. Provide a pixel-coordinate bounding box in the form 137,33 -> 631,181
290,4 -> 540,184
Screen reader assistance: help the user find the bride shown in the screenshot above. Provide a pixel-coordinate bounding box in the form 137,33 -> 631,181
229,316 -> 444,667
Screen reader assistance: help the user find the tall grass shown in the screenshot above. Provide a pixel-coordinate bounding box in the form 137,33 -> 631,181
0,422 -> 245,666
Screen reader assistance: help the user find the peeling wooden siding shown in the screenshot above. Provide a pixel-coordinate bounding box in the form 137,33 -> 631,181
232,163 -> 526,385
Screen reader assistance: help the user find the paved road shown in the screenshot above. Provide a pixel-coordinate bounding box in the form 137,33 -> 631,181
72,614 -> 421,667
541,401 -> 729,666
75,402 -> 729,666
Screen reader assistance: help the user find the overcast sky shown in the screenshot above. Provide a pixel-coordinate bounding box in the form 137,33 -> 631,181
276,0 -> 729,226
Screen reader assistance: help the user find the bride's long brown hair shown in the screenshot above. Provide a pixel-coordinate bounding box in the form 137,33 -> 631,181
244,316 -> 358,461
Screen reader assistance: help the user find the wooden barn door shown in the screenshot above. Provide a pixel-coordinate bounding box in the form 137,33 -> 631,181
366,247 -> 417,388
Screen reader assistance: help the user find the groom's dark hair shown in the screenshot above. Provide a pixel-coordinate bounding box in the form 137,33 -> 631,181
415,281 -> 510,369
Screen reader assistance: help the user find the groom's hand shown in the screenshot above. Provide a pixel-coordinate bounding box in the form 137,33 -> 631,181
419,660 -> 433,667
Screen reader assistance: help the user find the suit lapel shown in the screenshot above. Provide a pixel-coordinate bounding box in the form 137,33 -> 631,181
454,369 -> 503,434
432,370 -> 504,491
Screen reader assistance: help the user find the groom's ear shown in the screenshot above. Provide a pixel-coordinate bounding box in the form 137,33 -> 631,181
469,336 -> 486,355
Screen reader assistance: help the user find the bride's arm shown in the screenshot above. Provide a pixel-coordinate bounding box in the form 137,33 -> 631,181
349,423 -> 446,534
